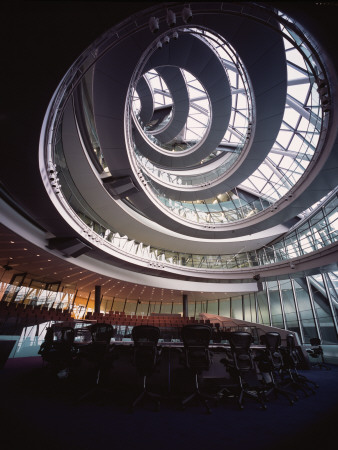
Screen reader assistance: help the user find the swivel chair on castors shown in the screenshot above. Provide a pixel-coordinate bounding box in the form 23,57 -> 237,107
258,332 -> 298,405
180,324 -> 216,414
130,325 -> 161,412
76,323 -> 116,402
224,331 -> 267,410
38,324 -> 76,378
306,337 -> 331,370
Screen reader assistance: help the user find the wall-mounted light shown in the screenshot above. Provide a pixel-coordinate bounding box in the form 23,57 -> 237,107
182,6 -> 193,23
149,16 -> 160,33
166,9 -> 176,27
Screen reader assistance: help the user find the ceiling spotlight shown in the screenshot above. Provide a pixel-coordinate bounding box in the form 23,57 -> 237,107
156,40 -> 163,50
290,262 -> 295,269
163,35 -> 170,45
182,6 -> 193,23
172,31 -> 179,40
149,16 -> 160,33
166,9 -> 176,27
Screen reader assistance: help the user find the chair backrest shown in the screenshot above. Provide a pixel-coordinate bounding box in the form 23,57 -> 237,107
132,325 -> 160,345
286,334 -> 296,349
282,334 -> 299,368
181,325 -> 212,372
228,331 -> 253,352
227,331 -> 254,372
39,325 -> 75,363
264,332 -> 283,370
89,323 -> 115,343
310,337 -> 321,347
309,337 -> 323,357
132,326 -> 160,375
264,332 -> 281,351
181,324 -> 212,348
47,325 -> 75,346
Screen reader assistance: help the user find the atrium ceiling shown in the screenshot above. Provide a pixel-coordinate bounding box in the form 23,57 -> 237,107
1,2 -> 337,302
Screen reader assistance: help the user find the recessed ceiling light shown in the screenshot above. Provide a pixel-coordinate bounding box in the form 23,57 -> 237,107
10,241 -> 14,244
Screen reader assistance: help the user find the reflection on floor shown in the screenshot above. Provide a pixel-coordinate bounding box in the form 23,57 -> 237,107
0,354 -> 338,450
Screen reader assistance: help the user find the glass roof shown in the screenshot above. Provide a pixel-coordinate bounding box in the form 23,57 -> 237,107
125,24 -> 323,227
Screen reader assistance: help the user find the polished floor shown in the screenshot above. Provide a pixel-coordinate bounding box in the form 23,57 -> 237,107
0,353 -> 338,450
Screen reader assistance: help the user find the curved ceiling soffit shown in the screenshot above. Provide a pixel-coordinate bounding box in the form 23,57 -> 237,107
93,15 -> 287,205
48,5 -> 336,244
136,76 -> 153,125
148,66 -> 190,144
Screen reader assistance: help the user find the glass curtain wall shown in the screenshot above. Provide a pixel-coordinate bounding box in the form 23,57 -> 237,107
2,272 -> 338,345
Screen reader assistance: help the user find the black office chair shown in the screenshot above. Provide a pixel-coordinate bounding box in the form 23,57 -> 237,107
212,323 -> 222,343
38,324 -> 76,377
76,323 -> 116,402
258,332 -> 297,405
180,324 -> 215,414
223,331 -> 266,409
306,337 -> 331,370
280,334 -> 318,395
130,325 -> 161,412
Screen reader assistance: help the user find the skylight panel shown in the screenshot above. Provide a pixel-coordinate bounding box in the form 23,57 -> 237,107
227,70 -> 237,88
278,154 -> 296,170
233,112 -> 246,128
289,134 -> 305,152
236,93 -> 247,109
283,36 -> 294,50
286,48 -> 308,71
287,65 -> 305,82
276,130 -> 294,147
283,107 -> 300,128
269,153 -> 283,165
288,84 -> 310,104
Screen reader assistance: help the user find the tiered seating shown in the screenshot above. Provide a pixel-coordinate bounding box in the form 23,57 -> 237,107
83,310 -> 211,329
0,301 -> 74,334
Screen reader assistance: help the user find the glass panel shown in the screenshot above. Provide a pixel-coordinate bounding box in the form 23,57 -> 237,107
219,298 -> 231,317
293,278 -> 317,343
160,303 -> 172,314
112,298 -> 125,313
256,285 -> 270,325
243,293 -> 256,322
207,300 -> 218,315
325,272 -> 338,324
101,298 -> 112,313
279,278 -> 301,337
124,300 -> 137,315
148,302 -> 161,315
172,302 -> 183,316
231,296 -> 243,320
135,301 -> 148,316
188,302 -> 195,318
2,273 -> 28,303
267,281 -> 284,329
309,274 -> 338,344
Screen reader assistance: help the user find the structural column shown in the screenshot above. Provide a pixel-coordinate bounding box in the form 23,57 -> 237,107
94,285 -> 101,314
183,294 -> 188,318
